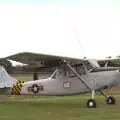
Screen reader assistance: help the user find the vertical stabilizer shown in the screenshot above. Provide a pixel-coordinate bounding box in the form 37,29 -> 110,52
0,66 -> 13,88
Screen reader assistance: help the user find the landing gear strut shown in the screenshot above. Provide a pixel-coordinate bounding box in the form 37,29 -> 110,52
65,61 -> 116,108
87,90 -> 96,108
86,90 -> 116,108
99,90 -> 116,105
66,62 -> 97,108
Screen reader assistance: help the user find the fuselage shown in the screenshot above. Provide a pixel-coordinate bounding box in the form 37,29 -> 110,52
20,69 -> 120,96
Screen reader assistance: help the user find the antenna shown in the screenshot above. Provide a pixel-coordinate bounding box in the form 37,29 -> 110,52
74,28 -> 86,59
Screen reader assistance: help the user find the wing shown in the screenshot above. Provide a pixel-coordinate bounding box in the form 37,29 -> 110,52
6,52 -> 82,68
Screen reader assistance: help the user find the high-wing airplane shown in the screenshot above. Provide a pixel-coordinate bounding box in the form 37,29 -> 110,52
98,58 -> 120,67
11,55 -> 120,108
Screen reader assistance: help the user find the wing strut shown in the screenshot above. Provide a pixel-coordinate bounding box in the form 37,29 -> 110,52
65,61 -> 92,91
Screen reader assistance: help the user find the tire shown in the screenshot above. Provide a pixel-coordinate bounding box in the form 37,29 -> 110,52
87,99 -> 96,108
106,96 -> 116,105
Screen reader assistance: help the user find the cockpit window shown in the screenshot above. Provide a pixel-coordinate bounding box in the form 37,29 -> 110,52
76,64 -> 86,75
69,63 -> 86,76
83,60 -> 93,71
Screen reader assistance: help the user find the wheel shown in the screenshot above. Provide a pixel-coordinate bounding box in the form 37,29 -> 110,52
106,96 -> 116,105
87,99 -> 96,108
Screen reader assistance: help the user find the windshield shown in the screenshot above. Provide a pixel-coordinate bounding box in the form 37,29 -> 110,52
83,59 -> 100,70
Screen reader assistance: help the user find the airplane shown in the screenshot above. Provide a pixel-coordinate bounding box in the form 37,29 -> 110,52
10,55 -> 120,108
98,58 -> 120,67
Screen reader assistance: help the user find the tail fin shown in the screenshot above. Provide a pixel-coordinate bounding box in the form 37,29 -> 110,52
0,66 -> 13,88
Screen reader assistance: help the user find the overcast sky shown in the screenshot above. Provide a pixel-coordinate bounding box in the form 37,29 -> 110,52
0,0 -> 120,59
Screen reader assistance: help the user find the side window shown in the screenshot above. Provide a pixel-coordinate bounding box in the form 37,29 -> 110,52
52,72 -> 56,79
68,70 -> 75,77
51,69 -> 57,79
51,69 -> 66,79
68,64 -> 86,77
76,64 -> 86,75
83,61 -> 93,71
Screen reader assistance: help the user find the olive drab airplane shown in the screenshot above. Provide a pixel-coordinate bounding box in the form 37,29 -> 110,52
10,54 -> 120,108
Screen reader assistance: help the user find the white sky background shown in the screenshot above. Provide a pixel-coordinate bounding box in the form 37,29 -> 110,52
0,1 -> 120,59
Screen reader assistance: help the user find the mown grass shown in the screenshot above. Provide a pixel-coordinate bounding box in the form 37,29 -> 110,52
0,95 -> 120,120
7,74 -> 120,120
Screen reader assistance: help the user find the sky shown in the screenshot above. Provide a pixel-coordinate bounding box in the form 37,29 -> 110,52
0,0 -> 120,59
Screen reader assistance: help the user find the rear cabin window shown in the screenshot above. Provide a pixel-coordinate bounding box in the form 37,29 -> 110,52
52,72 -> 56,79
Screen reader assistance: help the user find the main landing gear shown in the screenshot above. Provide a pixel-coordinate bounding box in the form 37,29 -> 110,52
87,90 -> 116,108
87,99 -> 96,108
87,90 -> 96,108
65,61 -> 116,108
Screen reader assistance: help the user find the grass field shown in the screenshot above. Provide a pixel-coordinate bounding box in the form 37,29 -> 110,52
6,74 -> 120,120
0,95 -> 120,120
